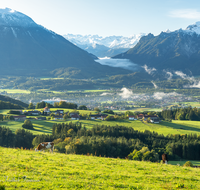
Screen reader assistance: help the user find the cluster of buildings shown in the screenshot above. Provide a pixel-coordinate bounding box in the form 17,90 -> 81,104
11,106 -> 160,124
128,114 -> 159,123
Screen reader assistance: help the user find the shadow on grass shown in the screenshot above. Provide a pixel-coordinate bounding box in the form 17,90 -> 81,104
32,125 -> 52,134
160,121 -> 200,133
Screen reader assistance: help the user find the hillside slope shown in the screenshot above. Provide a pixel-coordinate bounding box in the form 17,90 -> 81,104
114,22 -> 200,75
0,94 -> 28,108
0,147 -> 199,189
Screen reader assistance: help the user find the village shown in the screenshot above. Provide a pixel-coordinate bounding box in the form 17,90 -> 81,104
11,106 -> 160,124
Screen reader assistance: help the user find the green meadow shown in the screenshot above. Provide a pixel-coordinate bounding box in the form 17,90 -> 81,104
2,118 -> 200,136
1,147 -> 200,190
0,89 -> 30,94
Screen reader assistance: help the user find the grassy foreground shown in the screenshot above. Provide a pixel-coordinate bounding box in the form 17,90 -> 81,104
1,147 -> 200,189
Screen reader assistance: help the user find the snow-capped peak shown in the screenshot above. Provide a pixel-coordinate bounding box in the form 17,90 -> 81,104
63,33 -> 146,49
0,7 -> 37,27
0,8 -> 15,14
164,29 -> 171,33
185,21 -> 200,35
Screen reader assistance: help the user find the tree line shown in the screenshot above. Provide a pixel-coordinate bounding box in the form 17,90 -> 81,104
0,126 -> 34,148
159,107 -> 200,121
33,123 -> 200,160
29,101 -> 78,109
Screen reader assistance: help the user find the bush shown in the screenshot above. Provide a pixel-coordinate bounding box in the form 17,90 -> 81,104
0,184 -> 5,190
183,161 -> 193,167
103,109 -> 114,114
22,119 -> 34,130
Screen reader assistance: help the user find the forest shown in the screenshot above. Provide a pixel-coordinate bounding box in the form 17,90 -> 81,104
159,107 -> 200,121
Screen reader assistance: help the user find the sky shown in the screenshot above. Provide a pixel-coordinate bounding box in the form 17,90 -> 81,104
1,0 -> 200,37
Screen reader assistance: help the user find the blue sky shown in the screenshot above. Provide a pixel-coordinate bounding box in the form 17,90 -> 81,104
1,0 -> 200,37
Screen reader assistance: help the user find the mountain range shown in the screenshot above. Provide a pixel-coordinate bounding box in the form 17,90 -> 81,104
0,8 -> 131,79
63,34 -> 145,57
114,22 -> 200,76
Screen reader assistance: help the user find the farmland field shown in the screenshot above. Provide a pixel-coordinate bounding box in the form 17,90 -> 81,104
1,147 -> 200,189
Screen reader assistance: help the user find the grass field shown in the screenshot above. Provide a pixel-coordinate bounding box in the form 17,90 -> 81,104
0,109 -> 10,114
169,160 -> 200,166
3,118 -> 200,136
114,108 -> 162,113
1,147 -> 200,190
178,102 -> 200,107
0,89 -> 30,94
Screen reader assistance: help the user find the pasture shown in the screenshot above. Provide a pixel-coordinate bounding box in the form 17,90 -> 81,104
1,147 -> 200,189
2,118 -> 200,136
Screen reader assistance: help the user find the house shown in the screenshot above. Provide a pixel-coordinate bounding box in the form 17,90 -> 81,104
71,114 -> 80,120
13,115 -> 26,121
101,115 -> 107,120
137,114 -> 144,119
53,115 -> 63,120
129,116 -> 136,120
54,110 -> 64,115
35,117 -> 46,120
150,119 -> 160,123
70,112 -> 78,117
27,111 -> 41,116
90,114 -> 102,120
44,107 -> 50,113
143,115 -> 159,121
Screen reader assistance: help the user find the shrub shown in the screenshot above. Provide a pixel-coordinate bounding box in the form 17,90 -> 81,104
22,119 -> 34,130
183,161 -> 193,167
0,184 -> 5,190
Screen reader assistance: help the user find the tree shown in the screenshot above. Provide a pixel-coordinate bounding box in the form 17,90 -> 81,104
9,116 -> 14,121
78,105 -> 87,110
188,110 -> 198,121
63,114 -> 68,120
35,101 -> 46,109
94,107 -> 101,112
0,114 -> 3,121
22,119 -> 34,130
103,109 -> 114,114
132,151 -> 142,161
28,102 -> 34,109
125,111 -> 134,116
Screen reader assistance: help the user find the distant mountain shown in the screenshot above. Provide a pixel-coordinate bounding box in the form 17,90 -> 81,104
63,34 -> 145,57
114,22 -> 200,76
0,8 -> 131,79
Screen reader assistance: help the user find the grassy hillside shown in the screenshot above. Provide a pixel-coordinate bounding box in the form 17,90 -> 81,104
0,147 -> 200,189
3,118 -> 200,136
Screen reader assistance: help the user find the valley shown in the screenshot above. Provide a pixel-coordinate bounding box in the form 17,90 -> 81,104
1,5 -> 200,190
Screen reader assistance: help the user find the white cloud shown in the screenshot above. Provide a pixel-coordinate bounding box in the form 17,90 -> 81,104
95,57 -> 139,71
119,87 -> 133,99
153,92 -> 180,100
175,71 -> 194,81
166,71 -> 173,80
151,81 -> 158,89
142,64 -> 156,74
100,92 -> 113,96
169,9 -> 200,19
184,81 -> 200,88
